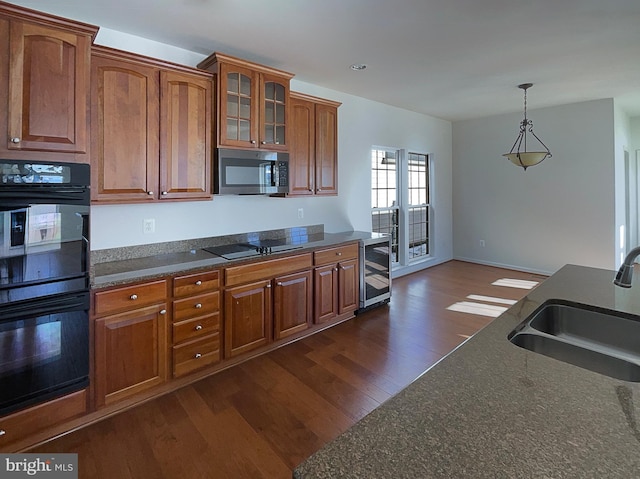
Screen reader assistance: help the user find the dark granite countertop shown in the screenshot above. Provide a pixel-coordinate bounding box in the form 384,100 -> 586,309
92,230 -> 386,288
293,264 -> 640,478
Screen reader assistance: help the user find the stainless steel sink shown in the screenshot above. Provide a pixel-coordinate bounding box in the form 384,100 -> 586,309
508,300 -> 640,381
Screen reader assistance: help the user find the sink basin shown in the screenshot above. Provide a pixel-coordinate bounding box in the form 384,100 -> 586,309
508,300 -> 640,381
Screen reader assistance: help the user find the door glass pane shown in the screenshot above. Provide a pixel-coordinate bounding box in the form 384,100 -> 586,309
239,120 -> 251,141
265,101 -> 274,123
226,119 -> 238,140
265,82 -> 274,100
227,73 -> 239,94
240,74 -> 251,96
275,84 -> 285,102
264,125 -> 274,144
227,95 -> 239,117
240,98 -> 251,119
275,125 -> 285,145
276,104 -> 285,124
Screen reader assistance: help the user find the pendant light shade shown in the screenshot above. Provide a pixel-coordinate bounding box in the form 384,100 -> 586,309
503,83 -> 551,170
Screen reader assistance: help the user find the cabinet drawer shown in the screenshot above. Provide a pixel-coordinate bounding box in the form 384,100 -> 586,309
94,280 -> 167,317
224,253 -> 312,287
173,270 -> 219,298
173,313 -> 220,344
314,243 -> 359,266
173,291 -> 220,322
172,334 -> 221,377
0,388 -> 87,450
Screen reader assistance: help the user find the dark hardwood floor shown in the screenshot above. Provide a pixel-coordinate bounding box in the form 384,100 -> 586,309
30,260 -> 546,478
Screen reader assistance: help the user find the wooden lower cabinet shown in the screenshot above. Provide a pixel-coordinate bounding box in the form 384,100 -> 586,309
313,243 -> 360,323
274,270 -> 313,339
94,303 -> 168,408
224,279 -> 273,358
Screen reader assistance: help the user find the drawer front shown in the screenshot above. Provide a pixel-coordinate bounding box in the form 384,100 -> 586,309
172,291 -> 220,322
94,280 -> 167,317
172,313 -> 220,344
0,389 -> 87,450
313,243 -> 359,266
173,270 -> 219,298
172,334 -> 221,377
224,253 -> 312,287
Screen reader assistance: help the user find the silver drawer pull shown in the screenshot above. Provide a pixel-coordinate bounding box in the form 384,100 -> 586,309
160,309 -> 167,315
194,353 -> 202,359
130,294 -> 138,300
195,303 -> 202,309
195,280 -> 202,286
336,252 -> 342,256
195,325 -> 203,331
10,137 -> 20,143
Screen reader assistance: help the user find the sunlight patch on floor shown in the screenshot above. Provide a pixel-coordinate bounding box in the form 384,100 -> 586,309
466,294 -> 517,305
492,278 -> 539,290
446,301 -> 508,318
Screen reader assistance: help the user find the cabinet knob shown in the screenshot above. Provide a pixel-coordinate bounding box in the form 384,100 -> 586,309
195,280 -> 202,286
336,252 -> 342,256
195,324 -> 203,331
160,309 -> 167,315
261,141 -> 267,144
130,294 -> 138,300
194,353 -> 202,359
10,137 -> 20,144
334,267 -> 338,271
147,191 -> 154,195
251,140 -> 256,144
195,303 -> 202,309
161,191 -> 168,195
277,282 -> 283,286
0,429 -> 5,436
317,188 -> 322,192
266,283 -> 272,288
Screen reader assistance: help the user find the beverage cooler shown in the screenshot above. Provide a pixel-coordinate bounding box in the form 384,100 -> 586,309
358,234 -> 391,312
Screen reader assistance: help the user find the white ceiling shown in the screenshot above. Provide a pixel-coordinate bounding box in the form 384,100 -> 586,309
8,0 -> 640,121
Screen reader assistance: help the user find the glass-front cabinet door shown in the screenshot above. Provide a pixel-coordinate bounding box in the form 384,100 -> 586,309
260,73 -> 289,150
219,63 -> 258,148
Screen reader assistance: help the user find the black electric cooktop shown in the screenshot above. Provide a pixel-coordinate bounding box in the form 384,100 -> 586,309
204,239 -> 303,260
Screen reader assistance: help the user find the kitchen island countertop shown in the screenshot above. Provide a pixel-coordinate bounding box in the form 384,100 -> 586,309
293,264 -> 640,478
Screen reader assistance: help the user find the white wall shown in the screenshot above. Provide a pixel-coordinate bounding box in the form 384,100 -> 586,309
90,28 -> 454,269
452,99 -> 615,275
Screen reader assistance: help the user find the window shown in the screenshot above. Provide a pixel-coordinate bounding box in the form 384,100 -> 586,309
371,148 -> 431,266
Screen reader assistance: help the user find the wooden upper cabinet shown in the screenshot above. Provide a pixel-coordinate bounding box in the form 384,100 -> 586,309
198,52 -> 293,151
289,92 -> 341,196
0,4 -> 98,162
90,51 -> 159,202
159,70 -> 212,200
90,46 -> 212,203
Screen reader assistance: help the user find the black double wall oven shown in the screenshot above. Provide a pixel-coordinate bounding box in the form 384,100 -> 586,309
0,160 -> 90,416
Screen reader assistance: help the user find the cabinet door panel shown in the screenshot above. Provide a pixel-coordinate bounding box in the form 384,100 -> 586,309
90,55 -> 159,202
315,103 -> 338,195
224,280 -> 272,358
94,304 -> 168,407
274,270 -> 312,339
159,70 -> 212,200
314,264 -> 338,324
338,258 -> 359,314
8,22 -> 89,153
218,63 -> 258,148
289,96 -> 315,196
259,72 -> 289,150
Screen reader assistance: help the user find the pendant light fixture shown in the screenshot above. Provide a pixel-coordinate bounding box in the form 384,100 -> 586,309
503,83 -> 551,170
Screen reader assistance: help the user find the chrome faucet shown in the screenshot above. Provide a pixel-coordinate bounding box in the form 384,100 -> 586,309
614,246 -> 640,287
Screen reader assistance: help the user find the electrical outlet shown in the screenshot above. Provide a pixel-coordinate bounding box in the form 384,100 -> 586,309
297,208 -> 304,219
143,218 -> 155,234
480,239 -> 485,247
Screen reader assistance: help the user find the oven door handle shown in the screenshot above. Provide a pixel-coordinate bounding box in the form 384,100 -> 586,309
0,291 -> 89,321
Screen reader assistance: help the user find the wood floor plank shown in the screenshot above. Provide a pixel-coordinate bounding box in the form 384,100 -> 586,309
27,260 -> 544,478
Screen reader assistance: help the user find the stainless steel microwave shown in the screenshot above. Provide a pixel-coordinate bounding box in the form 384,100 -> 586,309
215,148 -> 289,195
